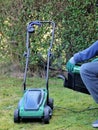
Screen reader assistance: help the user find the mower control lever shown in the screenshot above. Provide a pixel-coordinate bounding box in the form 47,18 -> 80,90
27,20 -> 42,33
23,51 -> 27,57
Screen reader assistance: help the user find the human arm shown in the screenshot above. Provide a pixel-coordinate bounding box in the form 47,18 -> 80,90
66,40 -> 98,71
74,40 -> 98,63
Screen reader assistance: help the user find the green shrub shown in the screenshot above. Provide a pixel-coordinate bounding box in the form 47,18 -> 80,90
0,0 -> 97,72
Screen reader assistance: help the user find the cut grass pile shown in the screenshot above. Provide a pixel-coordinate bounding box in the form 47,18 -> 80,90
0,75 -> 98,130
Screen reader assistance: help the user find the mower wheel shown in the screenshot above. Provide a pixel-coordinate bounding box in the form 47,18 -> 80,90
43,106 -> 52,124
63,77 -> 68,87
14,109 -> 20,123
48,98 -> 54,110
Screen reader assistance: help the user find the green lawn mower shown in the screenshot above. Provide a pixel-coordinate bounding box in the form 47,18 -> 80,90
14,21 -> 55,124
60,58 -> 98,95
63,64 -> 90,94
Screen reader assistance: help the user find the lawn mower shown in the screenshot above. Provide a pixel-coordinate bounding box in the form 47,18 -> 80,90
14,21 -> 55,124
63,64 -> 90,94
60,58 -> 98,95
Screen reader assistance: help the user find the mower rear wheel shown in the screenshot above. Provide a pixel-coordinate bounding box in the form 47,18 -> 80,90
63,77 -> 68,87
43,106 -> 51,124
14,109 -> 20,123
48,98 -> 54,110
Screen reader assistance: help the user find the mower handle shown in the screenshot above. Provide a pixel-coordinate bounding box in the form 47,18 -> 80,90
27,20 -> 55,33
24,20 -> 55,91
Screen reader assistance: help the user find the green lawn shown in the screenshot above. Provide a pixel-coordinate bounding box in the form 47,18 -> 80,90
0,75 -> 98,130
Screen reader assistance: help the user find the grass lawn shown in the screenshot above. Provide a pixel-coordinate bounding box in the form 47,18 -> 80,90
0,75 -> 98,130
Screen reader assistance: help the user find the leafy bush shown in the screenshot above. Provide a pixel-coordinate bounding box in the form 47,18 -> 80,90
0,0 -> 97,72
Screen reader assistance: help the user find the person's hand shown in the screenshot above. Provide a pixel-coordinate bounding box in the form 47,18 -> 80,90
66,57 -> 76,72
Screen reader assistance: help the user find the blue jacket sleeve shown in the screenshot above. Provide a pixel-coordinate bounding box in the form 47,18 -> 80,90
73,40 -> 98,63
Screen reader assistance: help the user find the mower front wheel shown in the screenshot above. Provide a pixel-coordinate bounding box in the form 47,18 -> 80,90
14,109 -> 20,123
43,106 -> 52,124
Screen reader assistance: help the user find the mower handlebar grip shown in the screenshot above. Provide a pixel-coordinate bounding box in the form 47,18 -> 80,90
27,20 -> 55,34
27,20 -> 42,33
29,20 -> 42,26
